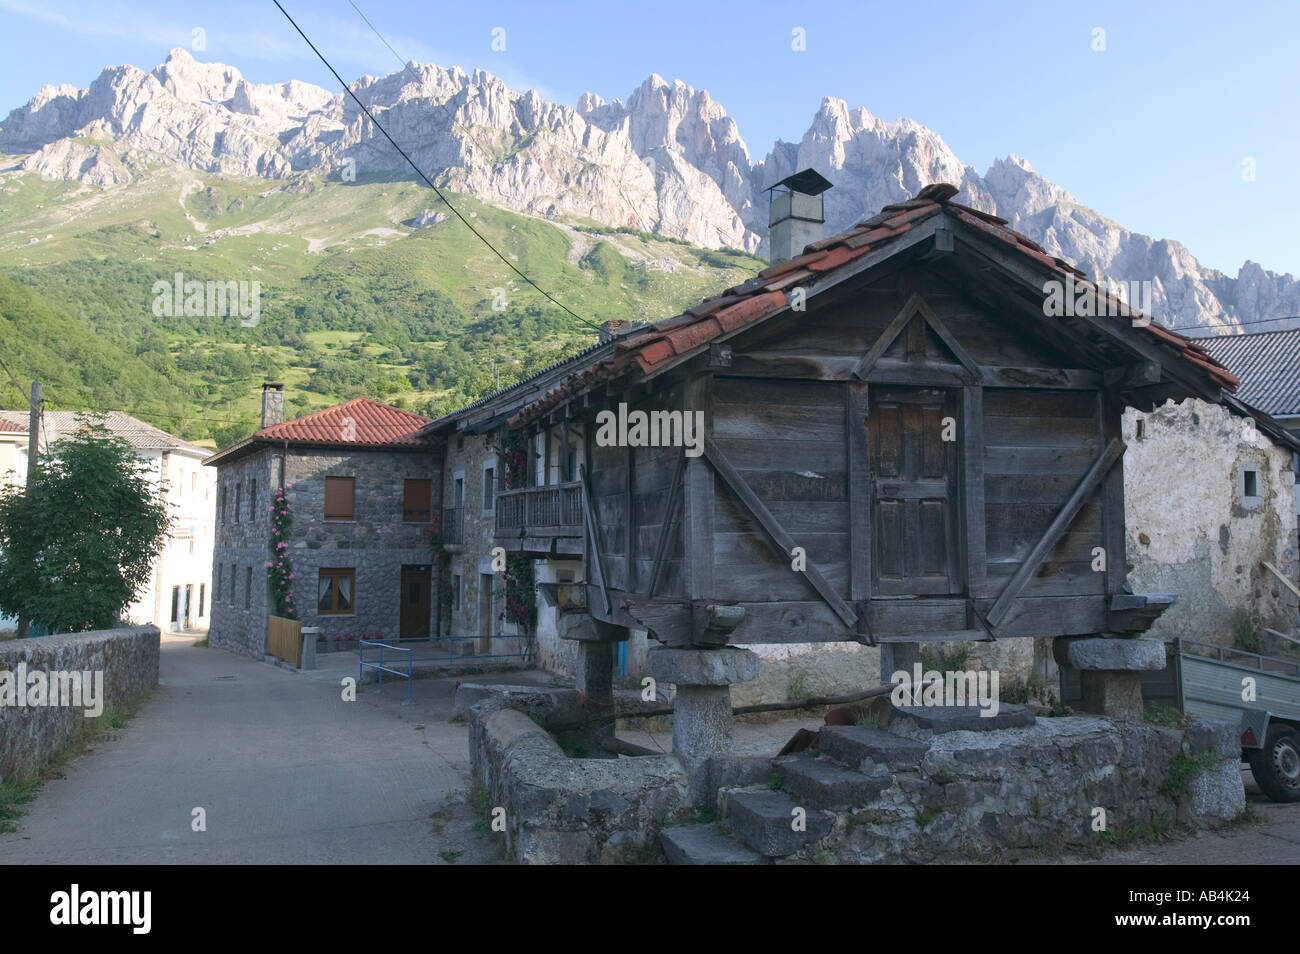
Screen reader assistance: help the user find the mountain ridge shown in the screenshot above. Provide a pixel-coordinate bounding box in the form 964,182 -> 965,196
2,47 -> 1298,334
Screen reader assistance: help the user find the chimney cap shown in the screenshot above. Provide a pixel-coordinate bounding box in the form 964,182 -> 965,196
262,381 -> 284,390
767,169 -> 833,197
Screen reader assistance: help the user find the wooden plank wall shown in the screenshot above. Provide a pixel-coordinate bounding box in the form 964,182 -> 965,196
981,388 -> 1105,601
709,378 -> 849,603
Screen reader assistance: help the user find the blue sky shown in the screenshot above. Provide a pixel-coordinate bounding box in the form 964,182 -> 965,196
1,0 -> 1296,277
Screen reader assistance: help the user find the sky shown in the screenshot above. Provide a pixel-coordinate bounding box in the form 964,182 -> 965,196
0,0 -> 1296,277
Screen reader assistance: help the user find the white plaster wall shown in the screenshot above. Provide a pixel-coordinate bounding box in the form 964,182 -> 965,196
1123,398 -> 1299,646
126,448 -> 217,631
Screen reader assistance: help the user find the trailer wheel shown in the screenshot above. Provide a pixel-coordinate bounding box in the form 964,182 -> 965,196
1248,724 -> 1300,803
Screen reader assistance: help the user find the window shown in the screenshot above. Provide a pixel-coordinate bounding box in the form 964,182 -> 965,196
199,583 -> 205,617
192,472 -> 198,494
324,477 -> 355,520
249,478 -> 256,520
452,574 -> 462,611
219,487 -> 226,523
482,463 -> 496,514
230,563 -> 237,602
1239,463 -> 1262,510
244,566 -> 252,609
234,482 -> 241,523
453,474 -> 464,507
403,479 -> 432,522
318,568 -> 355,614
216,564 -> 223,600
178,469 -> 184,497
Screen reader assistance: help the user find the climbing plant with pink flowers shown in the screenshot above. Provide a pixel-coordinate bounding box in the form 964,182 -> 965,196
266,483 -> 297,619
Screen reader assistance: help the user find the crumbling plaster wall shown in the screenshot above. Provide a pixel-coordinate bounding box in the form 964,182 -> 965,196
1123,398 -> 1298,645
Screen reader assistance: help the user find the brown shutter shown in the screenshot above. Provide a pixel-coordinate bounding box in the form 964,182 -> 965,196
324,477 -> 355,520
403,479 -> 431,522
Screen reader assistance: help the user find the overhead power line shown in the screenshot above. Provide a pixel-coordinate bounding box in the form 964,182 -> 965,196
271,0 -> 603,334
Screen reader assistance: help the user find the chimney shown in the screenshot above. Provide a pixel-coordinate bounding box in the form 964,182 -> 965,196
767,169 -> 833,264
261,382 -> 284,428
599,319 -> 635,344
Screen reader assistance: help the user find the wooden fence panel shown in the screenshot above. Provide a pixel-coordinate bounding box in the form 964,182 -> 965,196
266,615 -> 303,667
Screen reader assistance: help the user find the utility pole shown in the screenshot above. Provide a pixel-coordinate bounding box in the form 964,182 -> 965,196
16,379 -> 38,639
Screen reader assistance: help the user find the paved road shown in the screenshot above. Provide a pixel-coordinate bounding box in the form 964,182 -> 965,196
3,636 -> 1296,865
0,636 -> 514,864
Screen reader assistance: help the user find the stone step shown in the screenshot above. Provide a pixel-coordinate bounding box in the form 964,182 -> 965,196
725,789 -> 835,858
661,824 -> 764,865
819,725 -> 930,772
774,754 -> 891,811
891,704 -> 1035,736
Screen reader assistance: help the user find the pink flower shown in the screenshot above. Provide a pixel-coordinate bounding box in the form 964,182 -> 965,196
264,561 -> 272,568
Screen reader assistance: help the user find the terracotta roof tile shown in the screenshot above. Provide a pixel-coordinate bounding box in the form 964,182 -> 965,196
0,414 -> 28,433
253,398 -> 432,447
507,183 -> 1240,424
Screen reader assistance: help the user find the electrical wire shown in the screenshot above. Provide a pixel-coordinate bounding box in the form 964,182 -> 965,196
271,0 -> 603,334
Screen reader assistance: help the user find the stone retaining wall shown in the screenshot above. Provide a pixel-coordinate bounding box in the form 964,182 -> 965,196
470,703 -> 688,864
0,626 -> 160,781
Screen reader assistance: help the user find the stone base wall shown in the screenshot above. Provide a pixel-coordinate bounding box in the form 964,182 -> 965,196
0,626 -> 160,781
740,716 -> 1244,864
470,704 -> 688,864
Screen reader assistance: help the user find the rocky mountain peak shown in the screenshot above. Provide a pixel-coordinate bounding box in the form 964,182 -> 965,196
0,51 -> 1294,331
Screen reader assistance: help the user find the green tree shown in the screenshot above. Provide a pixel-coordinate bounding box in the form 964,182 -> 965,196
0,419 -> 171,633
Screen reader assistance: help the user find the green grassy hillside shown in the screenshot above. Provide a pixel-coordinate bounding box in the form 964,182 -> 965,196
0,166 -> 764,446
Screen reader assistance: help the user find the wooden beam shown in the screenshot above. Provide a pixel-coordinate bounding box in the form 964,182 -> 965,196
701,436 -> 859,628
683,376 -> 714,614
725,351 -> 1101,389
847,381 -> 872,603
985,438 -> 1126,627
852,294 -> 919,380
577,463 -> 611,615
645,453 -> 686,598
1103,361 -> 1161,389
915,298 -> 981,381
1263,561 -> 1300,600
962,384 -> 987,598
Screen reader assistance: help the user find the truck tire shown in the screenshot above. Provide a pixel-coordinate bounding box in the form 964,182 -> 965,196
1248,724 -> 1300,803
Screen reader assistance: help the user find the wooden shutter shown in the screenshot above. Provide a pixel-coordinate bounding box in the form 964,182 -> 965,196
403,479 -> 431,522
324,477 -> 355,520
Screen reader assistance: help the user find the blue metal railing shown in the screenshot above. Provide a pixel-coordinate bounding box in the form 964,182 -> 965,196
357,634 -> 538,697
359,639 -> 414,700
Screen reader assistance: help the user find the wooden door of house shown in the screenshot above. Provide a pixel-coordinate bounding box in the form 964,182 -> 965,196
869,386 -> 961,595
399,565 -> 431,639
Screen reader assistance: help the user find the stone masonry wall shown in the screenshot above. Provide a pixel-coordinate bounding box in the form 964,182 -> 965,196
1124,398 -> 1299,647
0,626 -> 160,781
209,448 -> 275,657
210,445 -> 441,658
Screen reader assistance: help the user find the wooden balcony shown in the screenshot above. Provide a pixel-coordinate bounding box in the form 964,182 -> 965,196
494,482 -> 584,555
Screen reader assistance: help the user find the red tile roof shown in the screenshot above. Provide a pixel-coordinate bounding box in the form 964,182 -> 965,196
509,183 -> 1236,426
0,414 -> 29,433
253,398 -> 431,446
206,398 -> 433,466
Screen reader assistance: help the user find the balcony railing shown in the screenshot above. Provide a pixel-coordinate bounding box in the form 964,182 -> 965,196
442,507 -> 464,546
495,482 -> 584,537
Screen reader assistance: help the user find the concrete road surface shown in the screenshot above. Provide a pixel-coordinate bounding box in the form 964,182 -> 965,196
0,636 -> 522,864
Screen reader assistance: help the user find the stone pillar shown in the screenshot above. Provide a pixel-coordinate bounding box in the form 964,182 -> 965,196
647,647 -> 759,803
1054,635 -> 1165,721
300,626 -> 319,671
562,616 -> 625,753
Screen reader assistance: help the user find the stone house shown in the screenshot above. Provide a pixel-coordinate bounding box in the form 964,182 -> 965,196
0,409 -> 216,634
204,386 -> 440,657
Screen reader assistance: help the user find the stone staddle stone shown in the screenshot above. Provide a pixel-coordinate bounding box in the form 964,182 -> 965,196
1055,636 -> 1166,672
647,648 -> 760,803
646,647 -> 760,686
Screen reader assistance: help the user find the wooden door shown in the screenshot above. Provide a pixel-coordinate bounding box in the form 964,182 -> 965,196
399,566 -> 431,639
870,386 -> 961,595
